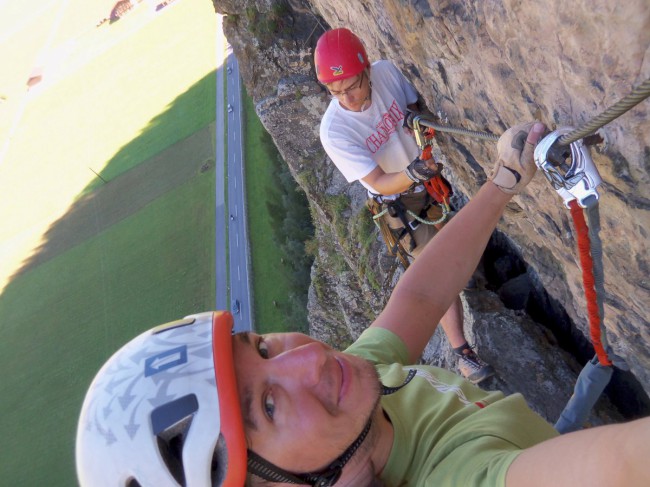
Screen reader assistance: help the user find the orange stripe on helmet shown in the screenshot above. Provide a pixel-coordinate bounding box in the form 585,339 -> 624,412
212,311 -> 248,486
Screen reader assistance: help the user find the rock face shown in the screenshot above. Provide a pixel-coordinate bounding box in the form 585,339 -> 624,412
212,0 -> 650,420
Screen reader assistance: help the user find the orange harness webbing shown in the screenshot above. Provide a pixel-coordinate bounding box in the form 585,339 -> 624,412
424,176 -> 451,205
419,129 -> 452,206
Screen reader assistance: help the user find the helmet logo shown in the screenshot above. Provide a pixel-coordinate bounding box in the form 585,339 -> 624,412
357,53 -> 364,64
330,65 -> 344,76
144,345 -> 188,377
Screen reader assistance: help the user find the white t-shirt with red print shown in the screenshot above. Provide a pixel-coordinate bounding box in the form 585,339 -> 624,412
320,60 -> 420,196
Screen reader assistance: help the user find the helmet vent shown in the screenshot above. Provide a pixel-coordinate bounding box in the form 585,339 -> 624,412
151,394 -> 199,486
210,433 -> 229,486
125,479 -> 142,487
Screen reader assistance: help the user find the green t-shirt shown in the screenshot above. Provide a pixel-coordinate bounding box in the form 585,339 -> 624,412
344,327 -> 558,486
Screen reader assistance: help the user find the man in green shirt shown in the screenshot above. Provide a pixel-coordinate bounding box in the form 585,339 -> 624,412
76,122 -> 649,486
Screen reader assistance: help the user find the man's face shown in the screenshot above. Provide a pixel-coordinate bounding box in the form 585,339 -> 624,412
233,331 -> 380,474
326,71 -> 370,112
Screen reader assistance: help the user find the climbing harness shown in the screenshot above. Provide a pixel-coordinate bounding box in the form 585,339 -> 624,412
387,198 -> 417,252
369,189 -> 446,269
367,113 -> 455,270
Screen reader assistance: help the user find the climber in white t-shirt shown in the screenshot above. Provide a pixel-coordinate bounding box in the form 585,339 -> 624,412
316,28 -> 493,384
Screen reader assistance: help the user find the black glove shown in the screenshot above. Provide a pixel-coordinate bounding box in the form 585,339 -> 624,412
404,157 -> 443,183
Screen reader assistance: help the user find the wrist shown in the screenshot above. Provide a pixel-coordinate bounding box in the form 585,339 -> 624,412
486,181 -> 514,202
489,163 -> 521,194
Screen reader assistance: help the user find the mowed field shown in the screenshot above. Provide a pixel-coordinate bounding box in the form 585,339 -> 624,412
0,0 -> 218,484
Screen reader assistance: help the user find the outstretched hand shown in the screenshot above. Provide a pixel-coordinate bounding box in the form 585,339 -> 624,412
490,122 -> 546,194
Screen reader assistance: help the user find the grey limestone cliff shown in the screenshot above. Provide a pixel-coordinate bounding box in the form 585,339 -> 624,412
211,0 -> 649,422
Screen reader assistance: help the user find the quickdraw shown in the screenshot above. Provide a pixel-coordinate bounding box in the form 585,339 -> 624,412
411,115 -> 453,213
533,130 -> 632,433
534,128 -> 611,366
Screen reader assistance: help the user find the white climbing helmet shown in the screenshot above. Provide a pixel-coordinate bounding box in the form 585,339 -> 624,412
76,311 -> 247,486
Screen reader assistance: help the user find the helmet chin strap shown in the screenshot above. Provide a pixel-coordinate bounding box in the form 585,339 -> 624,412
247,369 -> 417,486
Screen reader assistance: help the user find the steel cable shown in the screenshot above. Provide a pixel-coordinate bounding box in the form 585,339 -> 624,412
412,119 -> 499,141
558,77 -> 650,146
412,77 -> 650,145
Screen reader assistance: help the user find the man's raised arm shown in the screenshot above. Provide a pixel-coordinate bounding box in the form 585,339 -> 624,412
371,122 -> 545,362
506,416 -> 650,486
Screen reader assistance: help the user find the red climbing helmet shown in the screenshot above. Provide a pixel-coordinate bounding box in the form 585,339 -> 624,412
314,28 -> 370,84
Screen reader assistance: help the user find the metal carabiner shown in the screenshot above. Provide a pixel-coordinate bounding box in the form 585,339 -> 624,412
534,127 -> 602,208
411,115 -> 429,150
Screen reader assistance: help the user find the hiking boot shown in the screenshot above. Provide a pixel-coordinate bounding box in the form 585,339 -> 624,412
456,348 -> 495,384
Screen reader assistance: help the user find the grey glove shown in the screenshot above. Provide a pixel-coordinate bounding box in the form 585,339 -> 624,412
490,122 -> 546,194
404,158 -> 443,183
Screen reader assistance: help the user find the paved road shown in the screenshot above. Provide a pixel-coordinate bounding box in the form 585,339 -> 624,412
224,52 -> 253,333
215,17 -> 252,332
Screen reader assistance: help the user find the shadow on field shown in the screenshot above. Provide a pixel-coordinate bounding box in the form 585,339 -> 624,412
0,69 -> 217,487
6,71 -> 216,284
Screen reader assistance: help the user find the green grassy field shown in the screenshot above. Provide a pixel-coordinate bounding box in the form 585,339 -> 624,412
0,0 -> 315,483
242,91 -> 302,334
0,0 -> 218,484
0,170 -> 215,484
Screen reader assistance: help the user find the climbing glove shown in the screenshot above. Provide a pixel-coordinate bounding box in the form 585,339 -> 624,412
490,122 -> 546,194
404,157 -> 443,183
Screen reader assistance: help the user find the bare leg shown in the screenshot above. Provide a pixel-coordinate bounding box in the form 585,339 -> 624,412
441,294 -> 494,384
439,295 -> 465,348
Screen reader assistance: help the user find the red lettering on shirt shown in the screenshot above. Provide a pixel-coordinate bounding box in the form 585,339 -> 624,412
366,133 -> 382,153
365,100 -> 405,154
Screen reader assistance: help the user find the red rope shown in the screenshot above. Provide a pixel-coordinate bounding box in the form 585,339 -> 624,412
569,200 -> 612,366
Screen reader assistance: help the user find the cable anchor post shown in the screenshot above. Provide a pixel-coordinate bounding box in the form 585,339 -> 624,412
534,127 -> 603,208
